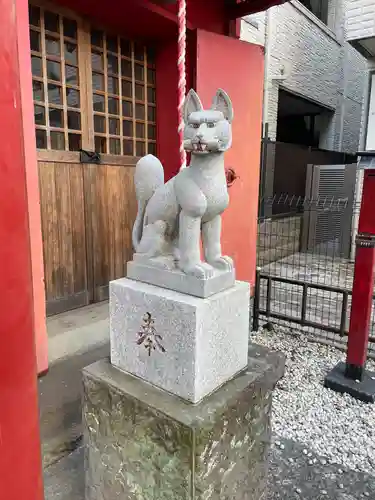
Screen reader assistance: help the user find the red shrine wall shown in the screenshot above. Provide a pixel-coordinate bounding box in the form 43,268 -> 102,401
195,29 -> 264,287
18,0 -> 48,374
0,0 -> 43,498
157,28 -> 264,288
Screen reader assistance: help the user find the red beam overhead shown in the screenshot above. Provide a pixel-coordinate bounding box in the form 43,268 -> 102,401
227,0 -> 288,19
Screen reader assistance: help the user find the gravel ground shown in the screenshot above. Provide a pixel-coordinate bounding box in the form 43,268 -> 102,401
44,327 -> 375,499
252,326 -> 375,476
267,437 -> 375,500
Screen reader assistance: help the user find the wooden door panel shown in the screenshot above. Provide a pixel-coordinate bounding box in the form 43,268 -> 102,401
39,161 -> 89,315
84,163 -> 136,302
69,165 -> 89,295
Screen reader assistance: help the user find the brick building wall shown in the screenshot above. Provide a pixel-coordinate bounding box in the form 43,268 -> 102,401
346,0 -> 375,42
241,0 -> 367,154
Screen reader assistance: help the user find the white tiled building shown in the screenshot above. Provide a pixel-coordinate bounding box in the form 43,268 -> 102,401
346,0 -> 375,150
241,0 -> 367,155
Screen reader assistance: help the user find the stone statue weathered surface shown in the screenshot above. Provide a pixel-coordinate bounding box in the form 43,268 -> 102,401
131,89 -> 234,281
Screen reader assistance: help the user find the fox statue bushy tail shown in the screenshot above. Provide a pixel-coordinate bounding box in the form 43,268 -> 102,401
132,154 -> 164,251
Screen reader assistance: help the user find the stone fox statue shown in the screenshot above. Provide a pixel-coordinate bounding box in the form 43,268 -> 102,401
132,88 -> 234,279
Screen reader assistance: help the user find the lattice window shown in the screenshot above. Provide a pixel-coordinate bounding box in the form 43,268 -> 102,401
29,4 -> 83,151
29,1 -> 157,156
90,29 -> 156,156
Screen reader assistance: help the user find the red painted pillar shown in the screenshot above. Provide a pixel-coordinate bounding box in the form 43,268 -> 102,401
156,31 -> 194,181
346,170 -> 375,380
156,38 -> 180,180
0,0 -> 43,498
16,0 -> 48,375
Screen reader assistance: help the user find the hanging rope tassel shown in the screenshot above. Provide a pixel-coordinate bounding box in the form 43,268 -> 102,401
178,0 -> 187,170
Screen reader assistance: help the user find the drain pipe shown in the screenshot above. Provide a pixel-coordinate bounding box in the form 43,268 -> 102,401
262,8 -> 274,217
262,8 -> 273,136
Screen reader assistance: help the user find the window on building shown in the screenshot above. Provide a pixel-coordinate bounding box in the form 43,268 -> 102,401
29,2 -> 156,156
276,89 -> 332,148
299,0 -> 328,25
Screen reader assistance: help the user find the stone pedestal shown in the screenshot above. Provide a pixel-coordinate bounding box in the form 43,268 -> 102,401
110,278 -> 250,403
127,257 -> 235,298
83,345 -> 285,500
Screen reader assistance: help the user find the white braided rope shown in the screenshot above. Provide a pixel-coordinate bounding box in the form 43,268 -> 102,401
178,0 -> 187,170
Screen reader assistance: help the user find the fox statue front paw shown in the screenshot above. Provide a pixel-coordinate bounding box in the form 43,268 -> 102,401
180,261 -> 214,279
207,256 -> 234,272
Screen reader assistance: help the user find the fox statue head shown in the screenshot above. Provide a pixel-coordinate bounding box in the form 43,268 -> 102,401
183,89 -> 233,155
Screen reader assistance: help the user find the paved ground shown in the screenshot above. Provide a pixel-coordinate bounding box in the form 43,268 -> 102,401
41,301 -> 109,467
44,437 -> 375,500
39,343 -> 109,467
260,252 -> 375,355
47,301 -> 109,365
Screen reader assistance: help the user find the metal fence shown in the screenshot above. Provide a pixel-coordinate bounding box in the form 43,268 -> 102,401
259,138 -> 357,217
253,194 -> 375,356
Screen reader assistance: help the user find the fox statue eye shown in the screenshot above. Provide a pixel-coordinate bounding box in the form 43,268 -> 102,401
207,122 -> 215,128
190,123 -> 199,129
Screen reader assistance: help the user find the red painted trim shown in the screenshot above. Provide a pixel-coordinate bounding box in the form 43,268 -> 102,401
0,0 -> 43,498
139,0 -> 194,29
16,0 -> 47,374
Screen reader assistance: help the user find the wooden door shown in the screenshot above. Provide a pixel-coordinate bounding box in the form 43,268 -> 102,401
38,155 -> 89,315
38,154 -> 137,315
29,1 -> 155,314
83,161 -> 137,303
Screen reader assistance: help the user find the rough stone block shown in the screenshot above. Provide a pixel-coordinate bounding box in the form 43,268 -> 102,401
83,345 -> 285,500
110,278 -> 249,403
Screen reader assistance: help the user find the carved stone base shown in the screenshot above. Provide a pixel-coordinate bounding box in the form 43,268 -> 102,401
83,346 -> 285,500
127,254 -> 235,298
110,278 -> 249,403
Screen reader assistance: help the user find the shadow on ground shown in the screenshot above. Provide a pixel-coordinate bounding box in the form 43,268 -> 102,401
39,344 -> 109,468
268,437 -> 374,499
43,436 -> 375,499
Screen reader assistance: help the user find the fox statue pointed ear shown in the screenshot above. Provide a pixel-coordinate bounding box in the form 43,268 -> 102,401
183,89 -> 203,123
211,89 -> 234,123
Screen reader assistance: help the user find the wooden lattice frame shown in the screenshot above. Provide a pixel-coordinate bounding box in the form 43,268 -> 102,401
29,0 -> 157,157
29,3 -> 84,152
90,29 -> 156,157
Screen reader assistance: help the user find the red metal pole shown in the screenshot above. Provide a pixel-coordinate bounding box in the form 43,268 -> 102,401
0,0 -> 43,498
346,170 -> 375,380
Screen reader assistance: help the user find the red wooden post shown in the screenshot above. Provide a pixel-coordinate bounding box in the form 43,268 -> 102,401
325,167 -> 375,402
0,0 -> 43,498
16,0 -> 48,375
345,170 -> 375,380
